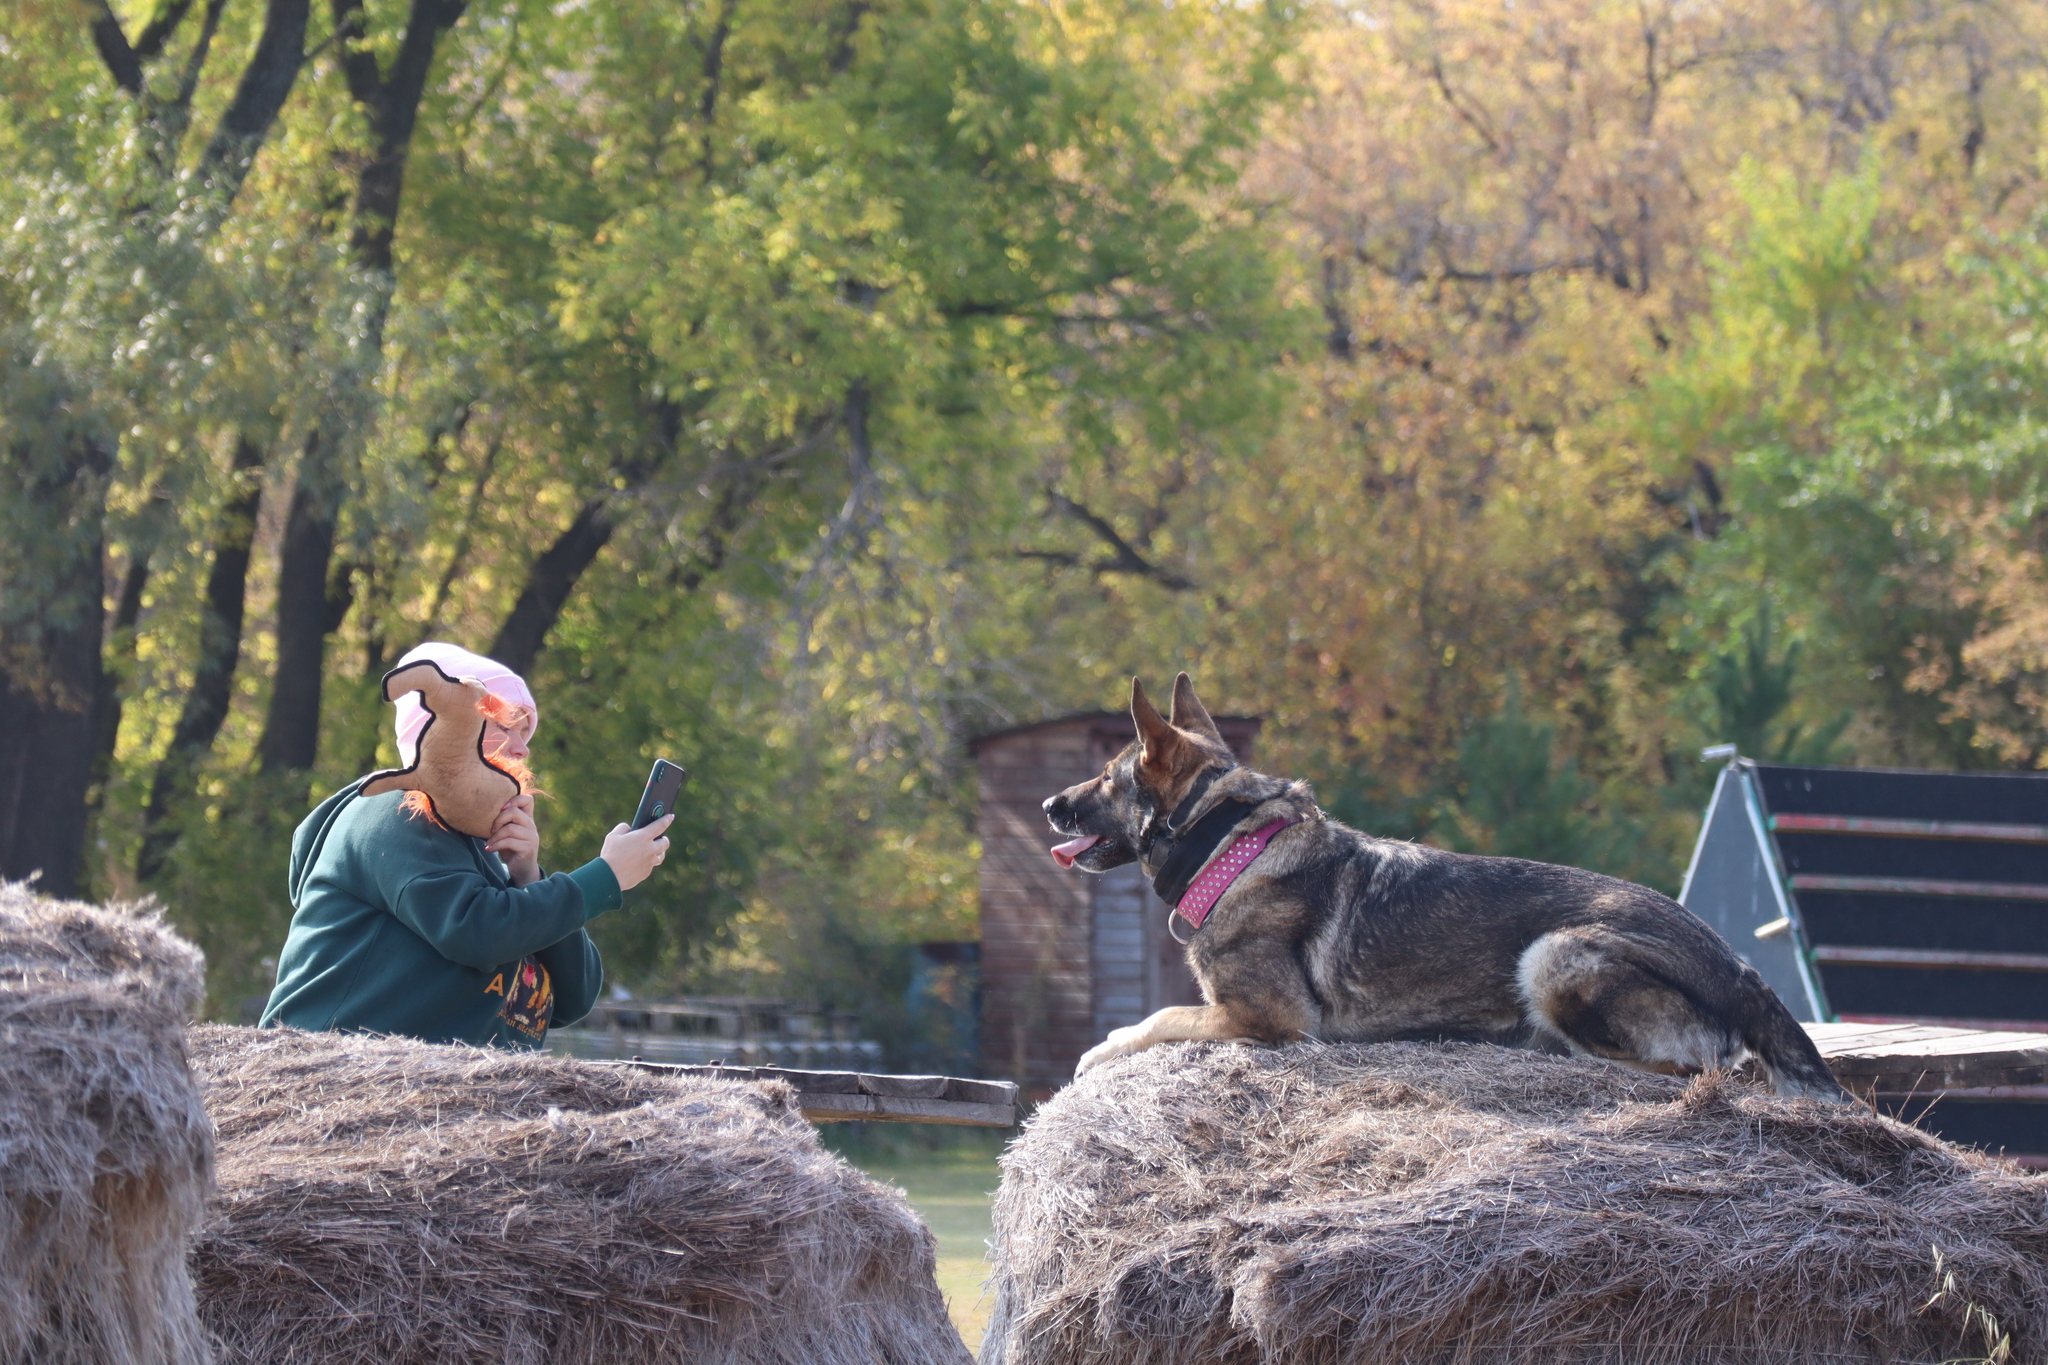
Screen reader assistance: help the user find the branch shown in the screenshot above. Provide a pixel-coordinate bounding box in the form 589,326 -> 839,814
91,1 -> 145,94
1429,56 -> 1501,155
1042,490 -> 1193,590
1354,244 -> 1600,286
828,0 -> 869,74
134,0 -> 198,59
197,0 -> 312,204
333,0 -> 470,275
421,431 -> 501,636
168,0 -> 229,130
939,267 -> 1140,321
697,0 -> 736,183
328,0 -> 383,108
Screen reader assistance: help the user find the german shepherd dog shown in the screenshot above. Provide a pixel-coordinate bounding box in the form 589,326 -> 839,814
1043,674 -> 1848,1099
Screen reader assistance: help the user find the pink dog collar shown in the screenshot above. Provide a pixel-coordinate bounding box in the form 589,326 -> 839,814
1174,817 -> 1301,930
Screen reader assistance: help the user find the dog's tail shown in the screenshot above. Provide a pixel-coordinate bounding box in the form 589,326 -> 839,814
1734,968 -> 1853,1102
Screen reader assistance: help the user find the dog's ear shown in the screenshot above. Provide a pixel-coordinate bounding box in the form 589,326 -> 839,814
1168,672 -> 1226,747
1131,677 -> 1183,773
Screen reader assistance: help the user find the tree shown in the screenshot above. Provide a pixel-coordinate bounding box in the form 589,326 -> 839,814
0,0 -> 314,895
1434,686 -> 1639,877
1703,606 -> 1850,764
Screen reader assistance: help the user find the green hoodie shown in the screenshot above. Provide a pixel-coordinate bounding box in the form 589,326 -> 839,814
260,780 -> 621,1048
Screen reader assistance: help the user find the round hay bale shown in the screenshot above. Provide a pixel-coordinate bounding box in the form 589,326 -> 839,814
189,1024 -> 972,1365
984,1041 -> 2048,1365
0,881 -> 214,1365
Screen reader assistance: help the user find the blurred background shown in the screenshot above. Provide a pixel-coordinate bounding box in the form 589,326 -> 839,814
7,0 -> 2048,1077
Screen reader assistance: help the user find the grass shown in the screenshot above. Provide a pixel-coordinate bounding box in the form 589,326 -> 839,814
828,1125 -> 1007,1353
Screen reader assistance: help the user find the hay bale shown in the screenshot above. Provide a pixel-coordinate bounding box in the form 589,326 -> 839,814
0,881 -> 214,1365
985,1041 -> 2048,1365
189,1024 -> 972,1365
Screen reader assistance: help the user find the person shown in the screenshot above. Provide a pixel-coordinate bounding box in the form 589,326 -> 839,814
259,642 -> 673,1048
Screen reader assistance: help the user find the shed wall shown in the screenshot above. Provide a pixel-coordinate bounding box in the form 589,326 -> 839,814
977,721 -> 1099,1090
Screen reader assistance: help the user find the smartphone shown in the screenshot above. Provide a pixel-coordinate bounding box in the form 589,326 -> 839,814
631,759 -> 687,830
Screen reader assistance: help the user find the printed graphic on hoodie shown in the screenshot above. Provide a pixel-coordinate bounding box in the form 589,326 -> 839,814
486,956 -> 554,1040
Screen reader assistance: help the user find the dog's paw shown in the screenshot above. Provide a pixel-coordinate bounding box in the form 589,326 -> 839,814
1075,1026 -> 1143,1076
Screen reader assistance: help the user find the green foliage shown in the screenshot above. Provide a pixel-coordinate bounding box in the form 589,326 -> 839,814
1703,606 -> 1850,764
2,0 -> 1294,1033
1653,161 -> 2048,769
1431,686 -> 1653,886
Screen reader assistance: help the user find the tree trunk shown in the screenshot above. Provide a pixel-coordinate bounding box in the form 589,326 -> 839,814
139,437 -> 265,878
195,0 -> 313,201
7,0 -> 314,892
0,433 -> 113,899
257,445 -> 351,775
250,0 -> 467,773
489,496 -> 619,676
486,409 -> 798,674
91,545 -> 155,808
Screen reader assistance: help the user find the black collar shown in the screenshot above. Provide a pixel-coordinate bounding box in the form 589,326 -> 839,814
1136,767 -> 1224,871
1150,797 -> 1257,909
1163,768 -> 1223,835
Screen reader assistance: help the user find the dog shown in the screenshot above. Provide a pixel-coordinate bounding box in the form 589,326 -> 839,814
1043,674 -> 1849,1100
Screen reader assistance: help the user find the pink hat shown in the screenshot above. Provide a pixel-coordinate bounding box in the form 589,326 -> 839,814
391,642 -> 537,764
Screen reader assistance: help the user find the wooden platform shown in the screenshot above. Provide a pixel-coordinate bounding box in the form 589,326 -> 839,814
612,1026 -> 2048,1141
1807,1020 -> 2048,1094
1807,1021 -> 2048,1166
622,1060 -> 1020,1127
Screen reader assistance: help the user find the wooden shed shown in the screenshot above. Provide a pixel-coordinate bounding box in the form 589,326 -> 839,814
1681,755 -> 2048,1161
973,712 -> 1261,1093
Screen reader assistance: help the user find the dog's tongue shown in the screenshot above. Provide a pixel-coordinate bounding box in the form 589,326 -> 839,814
1050,834 -> 1101,869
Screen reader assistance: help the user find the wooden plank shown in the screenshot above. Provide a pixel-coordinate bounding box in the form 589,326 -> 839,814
865,1094 -> 1015,1125
1804,1021 -> 2048,1091
1864,1084 -> 2048,1101
941,1077 -> 1019,1106
1845,1031 -> 2048,1059
1843,1057 -> 2044,1085
1810,1023 -> 2048,1059
1811,945 -> 2048,972
1806,1022 -> 1972,1050
1771,814 -> 2048,843
1790,873 -> 2048,900
1836,1012 -> 2048,1034
856,1073 -> 949,1099
792,1093 -> 1018,1126
1804,1021 -> 1945,1045
622,1062 -> 1021,1127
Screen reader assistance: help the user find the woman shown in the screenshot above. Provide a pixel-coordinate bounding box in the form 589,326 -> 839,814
260,642 -> 672,1048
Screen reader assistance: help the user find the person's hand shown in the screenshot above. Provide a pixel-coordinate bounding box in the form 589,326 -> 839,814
486,793 -> 541,887
601,814 -> 673,891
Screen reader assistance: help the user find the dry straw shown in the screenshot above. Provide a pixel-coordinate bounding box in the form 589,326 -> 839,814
984,1040 -> 2048,1365
189,1024 -> 972,1365
0,881 -> 214,1365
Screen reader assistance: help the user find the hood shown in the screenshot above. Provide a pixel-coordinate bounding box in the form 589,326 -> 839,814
288,779 -> 367,906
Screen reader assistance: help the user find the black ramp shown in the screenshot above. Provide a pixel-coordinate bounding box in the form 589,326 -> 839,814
1680,766 -> 1826,1021
1796,892 -> 2048,954
1774,831 -> 2048,883
1747,761 -> 2048,1031
1878,1096 -> 2048,1160
1751,764 -> 2048,822
1820,964 -> 2048,1023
